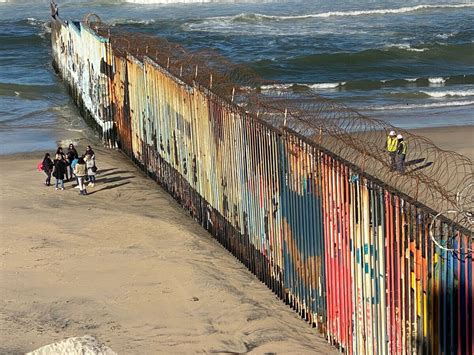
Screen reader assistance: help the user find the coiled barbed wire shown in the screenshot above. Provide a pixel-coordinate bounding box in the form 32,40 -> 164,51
88,20 -> 473,237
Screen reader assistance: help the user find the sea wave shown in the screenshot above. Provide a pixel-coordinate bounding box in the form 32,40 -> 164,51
371,100 -> 474,111
428,77 -> 446,85
288,43 -> 474,66
387,44 -> 429,52
309,82 -> 346,89
0,82 -> 61,99
207,4 -> 474,22
249,43 -> 474,75
420,90 -> 474,98
109,18 -> 156,26
260,82 -> 346,91
255,76 -> 474,93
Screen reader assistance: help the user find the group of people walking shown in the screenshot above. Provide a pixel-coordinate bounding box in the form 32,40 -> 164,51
386,131 -> 408,173
40,144 -> 97,195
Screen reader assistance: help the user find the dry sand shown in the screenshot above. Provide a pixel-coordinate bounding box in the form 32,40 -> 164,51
411,125 -> 474,161
1,125 -> 472,354
0,138 -> 335,354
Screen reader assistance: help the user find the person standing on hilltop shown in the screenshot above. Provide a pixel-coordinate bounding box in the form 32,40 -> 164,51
396,134 -> 408,174
52,153 -> 67,190
41,153 -> 54,186
386,130 -> 398,171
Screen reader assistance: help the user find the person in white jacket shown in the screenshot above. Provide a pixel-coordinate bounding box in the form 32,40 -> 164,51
84,153 -> 97,187
73,157 -> 88,195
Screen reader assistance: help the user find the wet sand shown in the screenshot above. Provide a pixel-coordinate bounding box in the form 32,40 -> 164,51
0,138 -> 335,354
1,125 -> 471,354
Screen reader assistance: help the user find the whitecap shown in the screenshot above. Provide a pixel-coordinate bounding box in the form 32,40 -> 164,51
435,32 -> 457,40
308,82 -> 346,89
260,84 -> 292,91
387,43 -> 429,52
428,77 -> 446,85
110,18 -> 156,26
207,4 -> 474,22
421,90 -> 474,98
259,82 -> 345,91
371,100 -> 474,110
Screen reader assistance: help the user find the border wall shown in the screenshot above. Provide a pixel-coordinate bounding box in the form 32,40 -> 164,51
51,17 -> 473,354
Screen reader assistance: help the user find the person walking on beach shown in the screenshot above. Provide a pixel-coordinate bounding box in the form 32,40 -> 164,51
66,143 -> 78,180
73,156 -> 88,195
386,130 -> 398,171
84,152 -> 97,187
41,153 -> 54,186
396,134 -> 408,174
52,153 -> 67,190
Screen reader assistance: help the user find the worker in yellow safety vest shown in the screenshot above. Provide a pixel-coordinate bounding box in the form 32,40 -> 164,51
386,130 -> 398,171
396,134 -> 408,174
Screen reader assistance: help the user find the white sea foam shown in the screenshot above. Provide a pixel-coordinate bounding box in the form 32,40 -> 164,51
428,77 -> 446,85
435,32 -> 457,40
110,18 -> 156,25
26,17 -> 42,26
260,84 -> 292,91
308,82 -> 346,89
209,4 -> 474,21
381,78 -> 418,83
421,90 -> 474,98
260,82 -> 345,91
386,43 -> 429,52
25,17 -> 51,37
372,100 -> 474,110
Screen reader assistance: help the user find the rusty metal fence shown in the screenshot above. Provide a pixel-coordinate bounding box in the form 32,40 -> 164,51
51,15 -> 473,354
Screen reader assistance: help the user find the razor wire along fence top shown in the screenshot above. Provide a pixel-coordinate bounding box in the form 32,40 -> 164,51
90,15 -> 473,244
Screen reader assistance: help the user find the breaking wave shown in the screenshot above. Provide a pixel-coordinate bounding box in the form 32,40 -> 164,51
420,89 -> 474,98
371,100 -> 474,111
207,4 -> 474,22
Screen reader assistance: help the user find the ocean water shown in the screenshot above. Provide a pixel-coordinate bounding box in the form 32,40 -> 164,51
1,0 -> 473,154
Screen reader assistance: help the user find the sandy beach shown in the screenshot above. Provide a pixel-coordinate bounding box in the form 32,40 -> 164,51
0,137 -> 335,354
0,125 -> 472,354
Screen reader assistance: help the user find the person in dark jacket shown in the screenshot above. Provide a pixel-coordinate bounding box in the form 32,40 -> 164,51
42,153 -> 54,186
53,153 -> 67,190
66,143 -> 78,180
396,134 -> 408,174
84,145 -> 95,157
